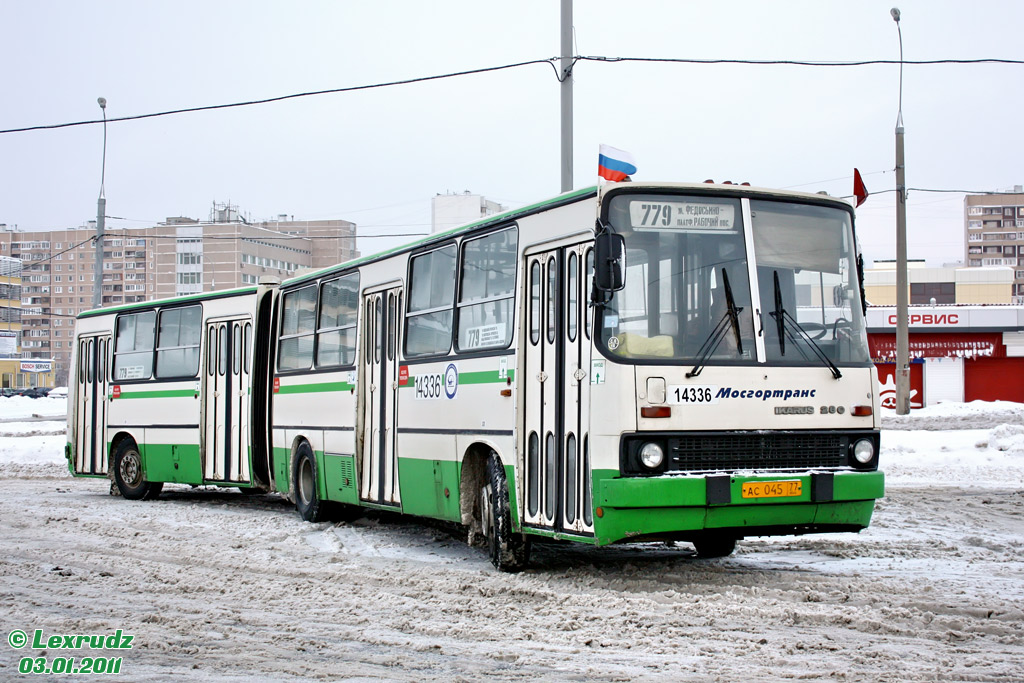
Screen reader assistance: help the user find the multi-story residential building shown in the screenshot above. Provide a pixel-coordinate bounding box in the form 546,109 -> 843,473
964,188 -> 1024,303
0,207 -> 357,384
0,255 -> 54,389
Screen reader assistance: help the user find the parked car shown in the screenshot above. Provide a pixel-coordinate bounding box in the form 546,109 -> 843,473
48,386 -> 68,398
17,387 -> 51,399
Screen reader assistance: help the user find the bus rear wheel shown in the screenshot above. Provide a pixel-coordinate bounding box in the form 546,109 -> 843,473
113,440 -> 163,501
294,444 -> 326,522
480,454 -> 530,572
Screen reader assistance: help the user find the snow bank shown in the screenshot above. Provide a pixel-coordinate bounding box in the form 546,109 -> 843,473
0,434 -> 70,479
882,399 -> 1024,430
0,421 -> 67,437
0,395 -> 68,420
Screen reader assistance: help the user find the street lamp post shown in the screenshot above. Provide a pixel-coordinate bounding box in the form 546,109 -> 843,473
891,8 -> 911,415
92,97 -> 108,310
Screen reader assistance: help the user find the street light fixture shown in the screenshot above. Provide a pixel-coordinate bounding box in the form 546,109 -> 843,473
92,97 -> 108,310
891,8 -> 910,415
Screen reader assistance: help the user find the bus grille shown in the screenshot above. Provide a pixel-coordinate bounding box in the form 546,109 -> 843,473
669,433 -> 846,472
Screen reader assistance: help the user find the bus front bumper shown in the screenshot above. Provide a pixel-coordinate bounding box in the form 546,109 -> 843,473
593,470 -> 884,546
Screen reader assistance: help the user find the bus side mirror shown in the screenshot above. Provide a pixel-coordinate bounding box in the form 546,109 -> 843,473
594,232 -> 625,294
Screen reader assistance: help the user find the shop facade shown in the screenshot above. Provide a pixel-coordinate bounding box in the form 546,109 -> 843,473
867,306 -> 1024,408
0,358 -> 56,390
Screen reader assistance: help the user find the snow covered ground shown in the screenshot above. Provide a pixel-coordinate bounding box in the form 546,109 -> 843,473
0,398 -> 1021,681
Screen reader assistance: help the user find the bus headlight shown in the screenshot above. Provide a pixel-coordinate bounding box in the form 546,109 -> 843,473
639,442 -> 665,469
852,438 -> 875,465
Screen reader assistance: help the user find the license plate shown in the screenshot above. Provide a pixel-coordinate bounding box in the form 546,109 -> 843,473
741,480 -> 802,499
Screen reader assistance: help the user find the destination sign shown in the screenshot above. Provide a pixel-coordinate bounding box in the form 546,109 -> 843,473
629,201 -> 736,232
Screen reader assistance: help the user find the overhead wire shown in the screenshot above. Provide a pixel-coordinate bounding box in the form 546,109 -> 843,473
2,55 -> 1022,135
0,59 -> 564,135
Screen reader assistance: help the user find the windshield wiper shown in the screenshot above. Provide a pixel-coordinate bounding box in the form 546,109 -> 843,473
687,268 -> 744,378
722,269 -> 744,356
769,270 -> 842,379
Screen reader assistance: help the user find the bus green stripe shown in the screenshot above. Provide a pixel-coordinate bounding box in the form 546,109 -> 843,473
115,389 -> 196,399
399,368 -> 515,388
277,381 -> 355,394
460,369 -> 515,385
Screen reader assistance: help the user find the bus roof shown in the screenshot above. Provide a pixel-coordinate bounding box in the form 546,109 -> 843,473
281,185 -> 600,289
77,285 -> 258,319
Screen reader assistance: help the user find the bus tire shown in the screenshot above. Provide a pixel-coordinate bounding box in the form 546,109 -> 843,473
693,536 -> 737,559
294,443 -> 326,523
481,454 -> 530,572
113,440 -> 162,501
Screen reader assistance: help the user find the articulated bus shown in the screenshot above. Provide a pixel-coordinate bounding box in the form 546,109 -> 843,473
68,182 -> 884,571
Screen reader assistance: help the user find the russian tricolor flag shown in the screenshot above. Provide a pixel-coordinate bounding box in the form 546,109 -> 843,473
598,144 -> 637,182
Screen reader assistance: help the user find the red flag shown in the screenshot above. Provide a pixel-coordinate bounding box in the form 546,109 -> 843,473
853,168 -> 869,207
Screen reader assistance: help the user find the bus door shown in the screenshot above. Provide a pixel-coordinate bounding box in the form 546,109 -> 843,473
359,286 -> 403,506
75,334 -> 111,475
203,318 -> 252,483
523,242 -> 595,535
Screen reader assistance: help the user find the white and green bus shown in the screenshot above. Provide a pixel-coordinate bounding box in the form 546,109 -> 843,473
68,182 -> 884,571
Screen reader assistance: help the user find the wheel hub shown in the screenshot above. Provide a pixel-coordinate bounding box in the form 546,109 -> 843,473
120,451 -> 142,487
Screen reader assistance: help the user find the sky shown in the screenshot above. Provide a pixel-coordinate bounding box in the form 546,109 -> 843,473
2,1 -> 1023,266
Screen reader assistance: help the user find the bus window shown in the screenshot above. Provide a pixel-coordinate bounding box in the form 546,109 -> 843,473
567,252 -> 578,342
316,273 -> 359,368
546,257 -> 557,344
218,326 -> 226,377
207,327 -> 216,376
545,432 -> 556,520
374,296 -> 382,364
365,300 -> 373,366
113,311 -> 156,381
86,339 -> 94,384
155,305 -> 201,379
530,261 -> 540,346
387,292 -> 397,361
456,227 -> 517,352
244,322 -> 252,373
565,433 -> 577,524
528,432 -> 539,517
233,323 -> 241,375
405,244 -> 456,357
278,285 -> 317,371
79,341 -> 87,384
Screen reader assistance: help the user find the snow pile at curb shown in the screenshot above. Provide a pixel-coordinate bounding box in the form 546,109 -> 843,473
0,395 -> 68,420
882,400 -> 1024,431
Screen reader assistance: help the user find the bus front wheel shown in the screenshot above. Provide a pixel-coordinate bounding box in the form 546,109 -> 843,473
113,440 -> 162,501
692,536 -> 737,559
480,454 -> 530,572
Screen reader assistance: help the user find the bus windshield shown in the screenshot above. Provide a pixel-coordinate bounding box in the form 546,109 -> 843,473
599,192 -> 871,366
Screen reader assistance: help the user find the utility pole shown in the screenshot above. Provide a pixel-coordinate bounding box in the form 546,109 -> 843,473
92,97 -> 108,310
891,9 -> 910,415
560,0 -> 573,193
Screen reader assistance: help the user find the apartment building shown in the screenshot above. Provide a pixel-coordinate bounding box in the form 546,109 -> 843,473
0,209 -> 357,384
964,188 -> 1024,303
